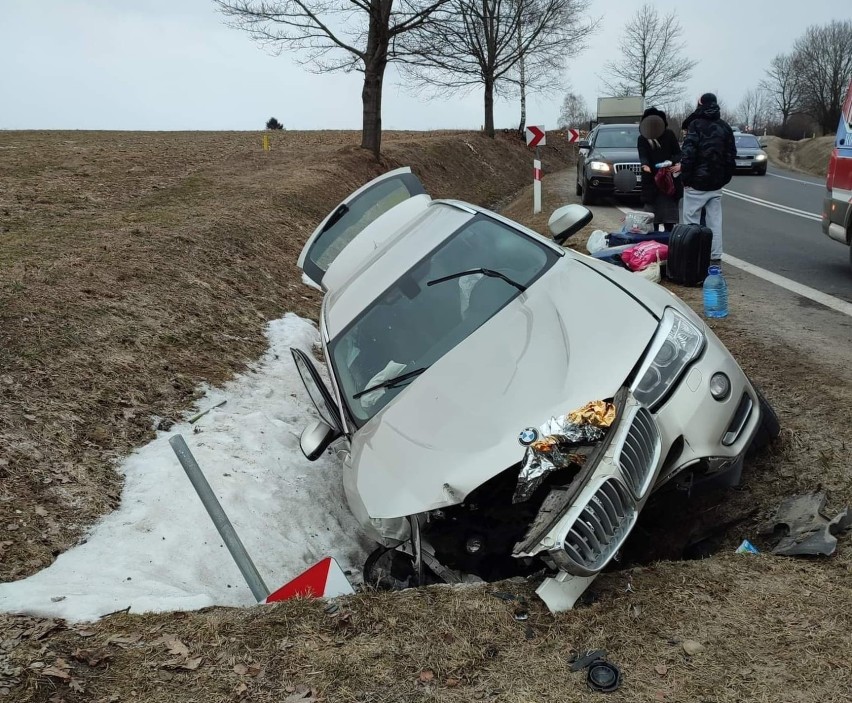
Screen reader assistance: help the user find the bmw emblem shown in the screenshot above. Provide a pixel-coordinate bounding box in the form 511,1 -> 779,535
518,427 -> 539,446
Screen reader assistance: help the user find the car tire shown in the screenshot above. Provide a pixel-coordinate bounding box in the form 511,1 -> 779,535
746,379 -> 781,458
576,179 -> 582,196
581,179 -> 596,206
757,167 -> 767,176
363,546 -> 416,590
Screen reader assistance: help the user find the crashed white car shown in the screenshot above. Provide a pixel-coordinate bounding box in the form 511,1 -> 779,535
291,167 -> 777,610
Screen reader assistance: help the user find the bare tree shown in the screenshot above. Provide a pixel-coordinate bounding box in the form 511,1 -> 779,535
664,99 -> 698,133
401,0 -> 595,138
216,0 -> 448,158
759,53 -> 803,132
792,20 -> 852,133
601,4 -> 696,105
557,91 -> 592,129
736,88 -> 772,134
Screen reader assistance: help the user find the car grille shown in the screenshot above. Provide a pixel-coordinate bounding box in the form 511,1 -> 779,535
560,478 -> 636,574
614,163 -> 642,191
617,406 -> 661,499
614,162 -> 642,175
737,154 -> 754,160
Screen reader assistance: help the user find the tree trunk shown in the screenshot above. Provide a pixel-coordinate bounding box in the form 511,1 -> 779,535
484,77 -> 495,138
518,59 -> 527,136
361,62 -> 385,159
360,2 -> 391,160
517,18 -> 526,136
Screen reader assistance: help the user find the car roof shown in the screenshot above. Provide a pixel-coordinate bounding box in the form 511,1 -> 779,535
320,199 -> 566,340
322,202 -> 475,338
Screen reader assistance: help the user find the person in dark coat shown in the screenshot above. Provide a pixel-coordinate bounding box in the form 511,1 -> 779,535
637,107 -> 683,232
680,93 -> 736,261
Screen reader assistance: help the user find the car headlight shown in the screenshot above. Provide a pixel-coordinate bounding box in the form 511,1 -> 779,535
631,308 -> 705,409
589,161 -> 611,172
755,154 -> 767,161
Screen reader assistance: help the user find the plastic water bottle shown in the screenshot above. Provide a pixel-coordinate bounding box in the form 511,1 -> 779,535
703,265 -> 728,318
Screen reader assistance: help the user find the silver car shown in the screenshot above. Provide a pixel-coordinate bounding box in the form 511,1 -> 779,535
292,167 -> 777,610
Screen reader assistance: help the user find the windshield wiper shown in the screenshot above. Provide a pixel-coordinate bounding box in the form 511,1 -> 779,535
353,366 -> 430,400
426,268 -> 526,292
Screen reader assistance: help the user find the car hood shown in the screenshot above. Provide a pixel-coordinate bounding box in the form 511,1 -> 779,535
349,257 -> 660,519
736,148 -> 766,156
590,148 -> 640,163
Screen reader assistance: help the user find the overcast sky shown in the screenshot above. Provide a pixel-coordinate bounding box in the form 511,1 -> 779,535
0,0 -> 847,131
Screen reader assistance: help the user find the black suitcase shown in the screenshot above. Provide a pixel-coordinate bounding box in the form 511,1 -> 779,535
666,224 -> 712,286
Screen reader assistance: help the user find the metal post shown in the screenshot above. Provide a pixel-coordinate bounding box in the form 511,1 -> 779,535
533,146 -> 542,215
169,434 -> 270,602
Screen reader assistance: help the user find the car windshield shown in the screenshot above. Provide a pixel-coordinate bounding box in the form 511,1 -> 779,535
329,215 -> 559,426
736,135 -> 761,149
595,128 -> 639,148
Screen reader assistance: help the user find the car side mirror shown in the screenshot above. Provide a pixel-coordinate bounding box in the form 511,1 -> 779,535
578,140 -> 590,149
548,204 -> 593,244
300,420 -> 340,461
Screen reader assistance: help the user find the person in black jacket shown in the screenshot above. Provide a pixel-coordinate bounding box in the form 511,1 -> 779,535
680,93 -> 736,261
637,107 -> 683,232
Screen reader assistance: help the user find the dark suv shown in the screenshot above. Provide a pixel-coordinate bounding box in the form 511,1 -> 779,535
576,124 -> 642,205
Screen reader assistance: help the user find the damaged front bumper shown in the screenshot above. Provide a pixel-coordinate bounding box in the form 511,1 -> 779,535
513,336 -> 762,611
512,391 -> 664,608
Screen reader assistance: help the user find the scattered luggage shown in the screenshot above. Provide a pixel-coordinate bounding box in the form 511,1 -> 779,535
666,223 -> 712,286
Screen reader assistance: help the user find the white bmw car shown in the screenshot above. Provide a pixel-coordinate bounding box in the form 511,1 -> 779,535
291,167 -> 777,610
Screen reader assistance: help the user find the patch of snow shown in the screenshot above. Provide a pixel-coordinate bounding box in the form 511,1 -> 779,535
0,314 -> 372,623
302,273 -> 322,291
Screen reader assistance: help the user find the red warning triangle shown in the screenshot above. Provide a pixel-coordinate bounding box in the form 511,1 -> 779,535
265,557 -> 354,603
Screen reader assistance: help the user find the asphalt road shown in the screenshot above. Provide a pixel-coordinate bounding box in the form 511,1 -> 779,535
722,164 -> 852,303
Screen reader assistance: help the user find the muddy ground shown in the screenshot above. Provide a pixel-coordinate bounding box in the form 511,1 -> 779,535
1,131 -> 851,702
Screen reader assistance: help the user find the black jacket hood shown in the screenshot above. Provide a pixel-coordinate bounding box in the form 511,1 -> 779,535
682,103 -> 721,129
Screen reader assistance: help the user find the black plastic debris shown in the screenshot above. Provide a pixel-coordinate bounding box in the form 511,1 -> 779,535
587,660 -> 621,693
569,649 -> 607,673
761,492 -> 852,557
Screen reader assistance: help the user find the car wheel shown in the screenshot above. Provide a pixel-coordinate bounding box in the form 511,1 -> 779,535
575,178 -> 582,196
757,167 -> 767,176
363,546 -> 416,590
746,379 -> 781,458
581,179 -> 596,206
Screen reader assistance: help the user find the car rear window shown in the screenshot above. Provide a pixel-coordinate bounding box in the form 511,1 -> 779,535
329,215 -> 559,425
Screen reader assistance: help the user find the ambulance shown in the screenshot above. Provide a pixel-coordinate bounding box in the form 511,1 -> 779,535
823,79 -> 852,268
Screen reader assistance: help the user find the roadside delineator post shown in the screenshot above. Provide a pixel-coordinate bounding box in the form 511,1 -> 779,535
169,433 -> 355,604
262,134 -> 270,151
525,125 -> 546,215
533,150 -> 542,215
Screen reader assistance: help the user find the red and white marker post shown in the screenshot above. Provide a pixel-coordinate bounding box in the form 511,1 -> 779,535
169,434 -> 355,607
525,125 -> 546,214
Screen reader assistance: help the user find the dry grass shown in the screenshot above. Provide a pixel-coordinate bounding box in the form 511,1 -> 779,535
2,134 -> 852,702
0,129 -> 572,583
2,549 -> 851,702
761,135 -> 834,177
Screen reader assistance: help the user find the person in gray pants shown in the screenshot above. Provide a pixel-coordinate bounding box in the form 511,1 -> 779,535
680,94 -> 736,262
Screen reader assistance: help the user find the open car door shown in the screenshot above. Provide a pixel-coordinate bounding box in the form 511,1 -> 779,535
297,167 -> 426,289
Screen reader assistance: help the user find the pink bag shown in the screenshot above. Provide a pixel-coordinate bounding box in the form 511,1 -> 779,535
621,241 -> 669,272
654,168 -> 676,197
